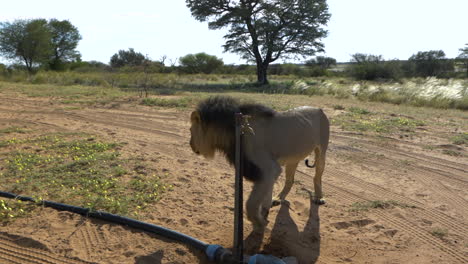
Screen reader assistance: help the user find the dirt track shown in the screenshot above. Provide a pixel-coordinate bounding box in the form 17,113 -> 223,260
0,94 -> 466,264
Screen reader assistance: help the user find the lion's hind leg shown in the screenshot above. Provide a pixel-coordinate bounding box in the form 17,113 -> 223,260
313,147 -> 326,205
272,162 -> 298,207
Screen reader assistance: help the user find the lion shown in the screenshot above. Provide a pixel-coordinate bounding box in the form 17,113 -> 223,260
189,96 -> 329,232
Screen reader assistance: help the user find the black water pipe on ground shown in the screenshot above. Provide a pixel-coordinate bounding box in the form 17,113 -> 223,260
0,191 -> 208,251
0,191 -> 288,264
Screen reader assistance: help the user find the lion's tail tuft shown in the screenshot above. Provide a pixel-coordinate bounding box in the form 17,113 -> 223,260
305,159 -> 316,168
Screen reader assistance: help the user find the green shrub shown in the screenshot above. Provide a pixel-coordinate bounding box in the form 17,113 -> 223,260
141,97 -> 193,108
179,53 -> 224,74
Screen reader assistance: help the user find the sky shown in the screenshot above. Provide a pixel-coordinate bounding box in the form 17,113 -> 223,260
0,0 -> 467,65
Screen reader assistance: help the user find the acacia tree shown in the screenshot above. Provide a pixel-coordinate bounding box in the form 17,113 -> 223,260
0,19 -> 51,73
186,0 -> 330,85
48,19 -> 82,70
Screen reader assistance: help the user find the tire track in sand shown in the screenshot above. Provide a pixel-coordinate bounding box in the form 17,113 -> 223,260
310,168 -> 468,237
348,154 -> 468,218
334,134 -> 467,179
71,222 -> 106,262
0,235 -> 92,264
297,170 -> 467,263
61,111 -> 184,140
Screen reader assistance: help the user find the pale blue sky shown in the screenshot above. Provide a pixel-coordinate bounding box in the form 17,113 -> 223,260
1,0 -> 467,64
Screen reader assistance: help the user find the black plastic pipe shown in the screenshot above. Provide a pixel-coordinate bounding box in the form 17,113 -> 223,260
0,190 -> 252,263
0,191 -> 209,250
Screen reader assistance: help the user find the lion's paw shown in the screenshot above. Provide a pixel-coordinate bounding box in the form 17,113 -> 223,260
271,199 -> 281,207
314,198 -> 326,205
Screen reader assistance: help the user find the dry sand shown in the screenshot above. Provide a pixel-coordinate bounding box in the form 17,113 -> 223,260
0,94 -> 466,264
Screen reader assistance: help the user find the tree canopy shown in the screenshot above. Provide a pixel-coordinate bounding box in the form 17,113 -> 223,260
0,18 -> 81,72
186,0 -> 330,84
48,19 -> 82,70
306,56 -> 336,69
0,19 -> 51,73
179,52 -> 224,74
408,50 -> 454,77
110,48 -> 146,68
456,44 -> 468,77
348,53 -> 402,80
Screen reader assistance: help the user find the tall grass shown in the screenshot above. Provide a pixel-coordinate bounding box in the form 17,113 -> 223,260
1,71 -> 467,110
289,77 -> 468,110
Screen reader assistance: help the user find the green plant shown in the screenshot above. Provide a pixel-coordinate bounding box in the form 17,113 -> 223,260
0,199 -> 34,223
430,228 -> 448,239
141,97 -> 194,108
0,133 -> 170,218
332,104 -> 345,110
349,107 -> 371,115
451,133 -> 468,145
332,109 -> 425,134
442,149 -> 462,157
350,200 -> 414,212
0,127 -> 27,134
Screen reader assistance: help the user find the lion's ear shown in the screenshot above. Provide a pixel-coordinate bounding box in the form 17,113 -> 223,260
191,111 -> 201,123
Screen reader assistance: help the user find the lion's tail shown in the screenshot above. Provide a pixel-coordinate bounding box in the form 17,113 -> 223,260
305,159 -> 316,168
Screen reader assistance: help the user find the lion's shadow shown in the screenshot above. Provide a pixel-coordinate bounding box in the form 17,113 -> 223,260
245,190 -> 321,264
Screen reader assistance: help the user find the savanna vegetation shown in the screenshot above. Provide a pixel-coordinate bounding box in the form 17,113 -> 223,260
0,0 -> 466,222
0,130 -> 172,222
0,70 -> 466,110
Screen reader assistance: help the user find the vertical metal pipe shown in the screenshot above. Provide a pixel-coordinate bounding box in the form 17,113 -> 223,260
233,113 -> 244,263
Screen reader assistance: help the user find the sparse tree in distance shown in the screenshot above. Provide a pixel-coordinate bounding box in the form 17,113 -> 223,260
0,63 -> 6,74
69,60 -> 109,72
456,44 -> 468,77
0,19 -> 52,73
306,56 -> 336,69
349,53 -> 383,80
348,53 -> 402,80
110,48 -> 146,68
408,50 -> 454,77
47,19 -> 82,70
351,53 -> 383,64
186,0 -> 331,85
179,52 -> 224,74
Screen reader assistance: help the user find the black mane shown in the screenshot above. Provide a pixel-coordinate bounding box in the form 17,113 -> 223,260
196,95 -> 275,131
196,96 -> 275,181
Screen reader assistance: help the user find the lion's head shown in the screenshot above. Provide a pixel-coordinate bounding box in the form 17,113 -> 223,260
189,96 -> 275,162
189,110 -> 217,159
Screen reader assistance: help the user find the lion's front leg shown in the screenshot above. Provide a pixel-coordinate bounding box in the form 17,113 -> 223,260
246,176 -> 277,233
247,190 -> 267,233
244,148 -> 281,232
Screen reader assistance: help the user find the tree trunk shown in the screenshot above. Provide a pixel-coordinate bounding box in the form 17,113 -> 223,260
256,62 -> 269,85
25,59 -> 33,74
466,62 -> 468,78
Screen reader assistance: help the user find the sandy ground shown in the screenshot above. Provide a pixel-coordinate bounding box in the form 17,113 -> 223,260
0,94 -> 466,264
